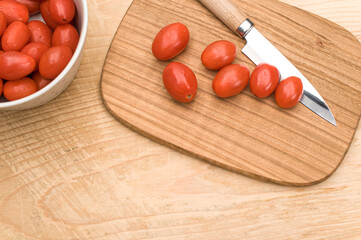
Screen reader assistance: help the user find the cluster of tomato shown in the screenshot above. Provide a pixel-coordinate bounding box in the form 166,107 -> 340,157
152,23 -> 303,109
0,0 -> 79,101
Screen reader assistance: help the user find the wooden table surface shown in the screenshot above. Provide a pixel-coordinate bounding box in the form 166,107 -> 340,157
1,0 -> 361,239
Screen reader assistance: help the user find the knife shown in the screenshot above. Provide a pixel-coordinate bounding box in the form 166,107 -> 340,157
198,0 -> 337,126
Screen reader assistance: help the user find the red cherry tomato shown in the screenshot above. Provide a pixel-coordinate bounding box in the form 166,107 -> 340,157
40,1 -> 59,29
152,23 -> 190,61
28,20 -> 52,47
212,64 -> 250,98
250,63 -> 280,98
275,76 -> 303,108
49,0 -> 75,24
21,42 -> 48,70
0,79 -> 3,95
3,77 -> 37,101
0,51 -> 36,80
0,1 -> 29,24
32,71 -> 52,90
52,24 -> 79,53
0,11 -> 6,37
5,0 -> 40,15
39,45 -> 72,79
163,62 -> 197,103
1,21 -> 30,51
201,40 -> 237,70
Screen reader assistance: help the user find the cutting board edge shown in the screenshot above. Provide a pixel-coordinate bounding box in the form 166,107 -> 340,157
100,89 -> 342,187
272,0 -> 361,46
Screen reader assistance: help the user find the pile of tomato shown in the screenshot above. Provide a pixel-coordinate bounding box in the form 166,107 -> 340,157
152,23 -> 303,109
0,0 -> 79,101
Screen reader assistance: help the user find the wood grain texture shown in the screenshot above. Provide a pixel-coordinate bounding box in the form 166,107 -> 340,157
1,0 -> 361,239
101,0 -> 361,186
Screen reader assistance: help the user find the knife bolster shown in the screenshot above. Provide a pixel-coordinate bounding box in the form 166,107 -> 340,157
236,19 -> 254,38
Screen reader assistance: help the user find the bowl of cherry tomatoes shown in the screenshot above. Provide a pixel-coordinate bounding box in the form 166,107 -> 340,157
0,0 -> 88,110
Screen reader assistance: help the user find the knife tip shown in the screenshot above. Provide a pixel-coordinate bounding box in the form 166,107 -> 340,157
325,112 -> 337,127
330,118 -> 337,127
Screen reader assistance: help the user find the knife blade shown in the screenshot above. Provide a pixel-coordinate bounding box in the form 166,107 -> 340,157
198,0 -> 337,126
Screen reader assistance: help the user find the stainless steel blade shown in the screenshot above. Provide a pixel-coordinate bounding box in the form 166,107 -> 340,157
242,27 -> 337,126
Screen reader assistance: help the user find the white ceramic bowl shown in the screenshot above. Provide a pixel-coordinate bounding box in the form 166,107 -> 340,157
0,0 -> 88,110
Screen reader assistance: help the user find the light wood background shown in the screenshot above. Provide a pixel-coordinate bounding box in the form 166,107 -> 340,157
0,0 -> 361,239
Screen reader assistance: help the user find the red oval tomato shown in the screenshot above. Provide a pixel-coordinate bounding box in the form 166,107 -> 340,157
0,78 -> 3,95
40,1 -> 59,29
163,62 -> 197,103
250,63 -> 280,98
32,71 -> 52,90
1,21 -> 30,51
28,20 -> 52,47
275,76 -> 303,108
3,77 -> 37,101
39,45 -> 72,79
52,24 -> 79,53
21,42 -> 48,70
6,0 -> 40,15
212,64 -> 250,98
201,40 -> 236,70
0,11 -> 6,37
0,51 -> 36,80
49,0 -> 75,24
0,1 -> 29,25
152,23 -> 190,61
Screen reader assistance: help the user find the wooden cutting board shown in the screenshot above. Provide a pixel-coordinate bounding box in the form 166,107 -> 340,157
100,0 -> 361,186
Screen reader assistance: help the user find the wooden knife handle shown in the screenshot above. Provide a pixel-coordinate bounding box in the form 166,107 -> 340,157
198,0 -> 249,34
